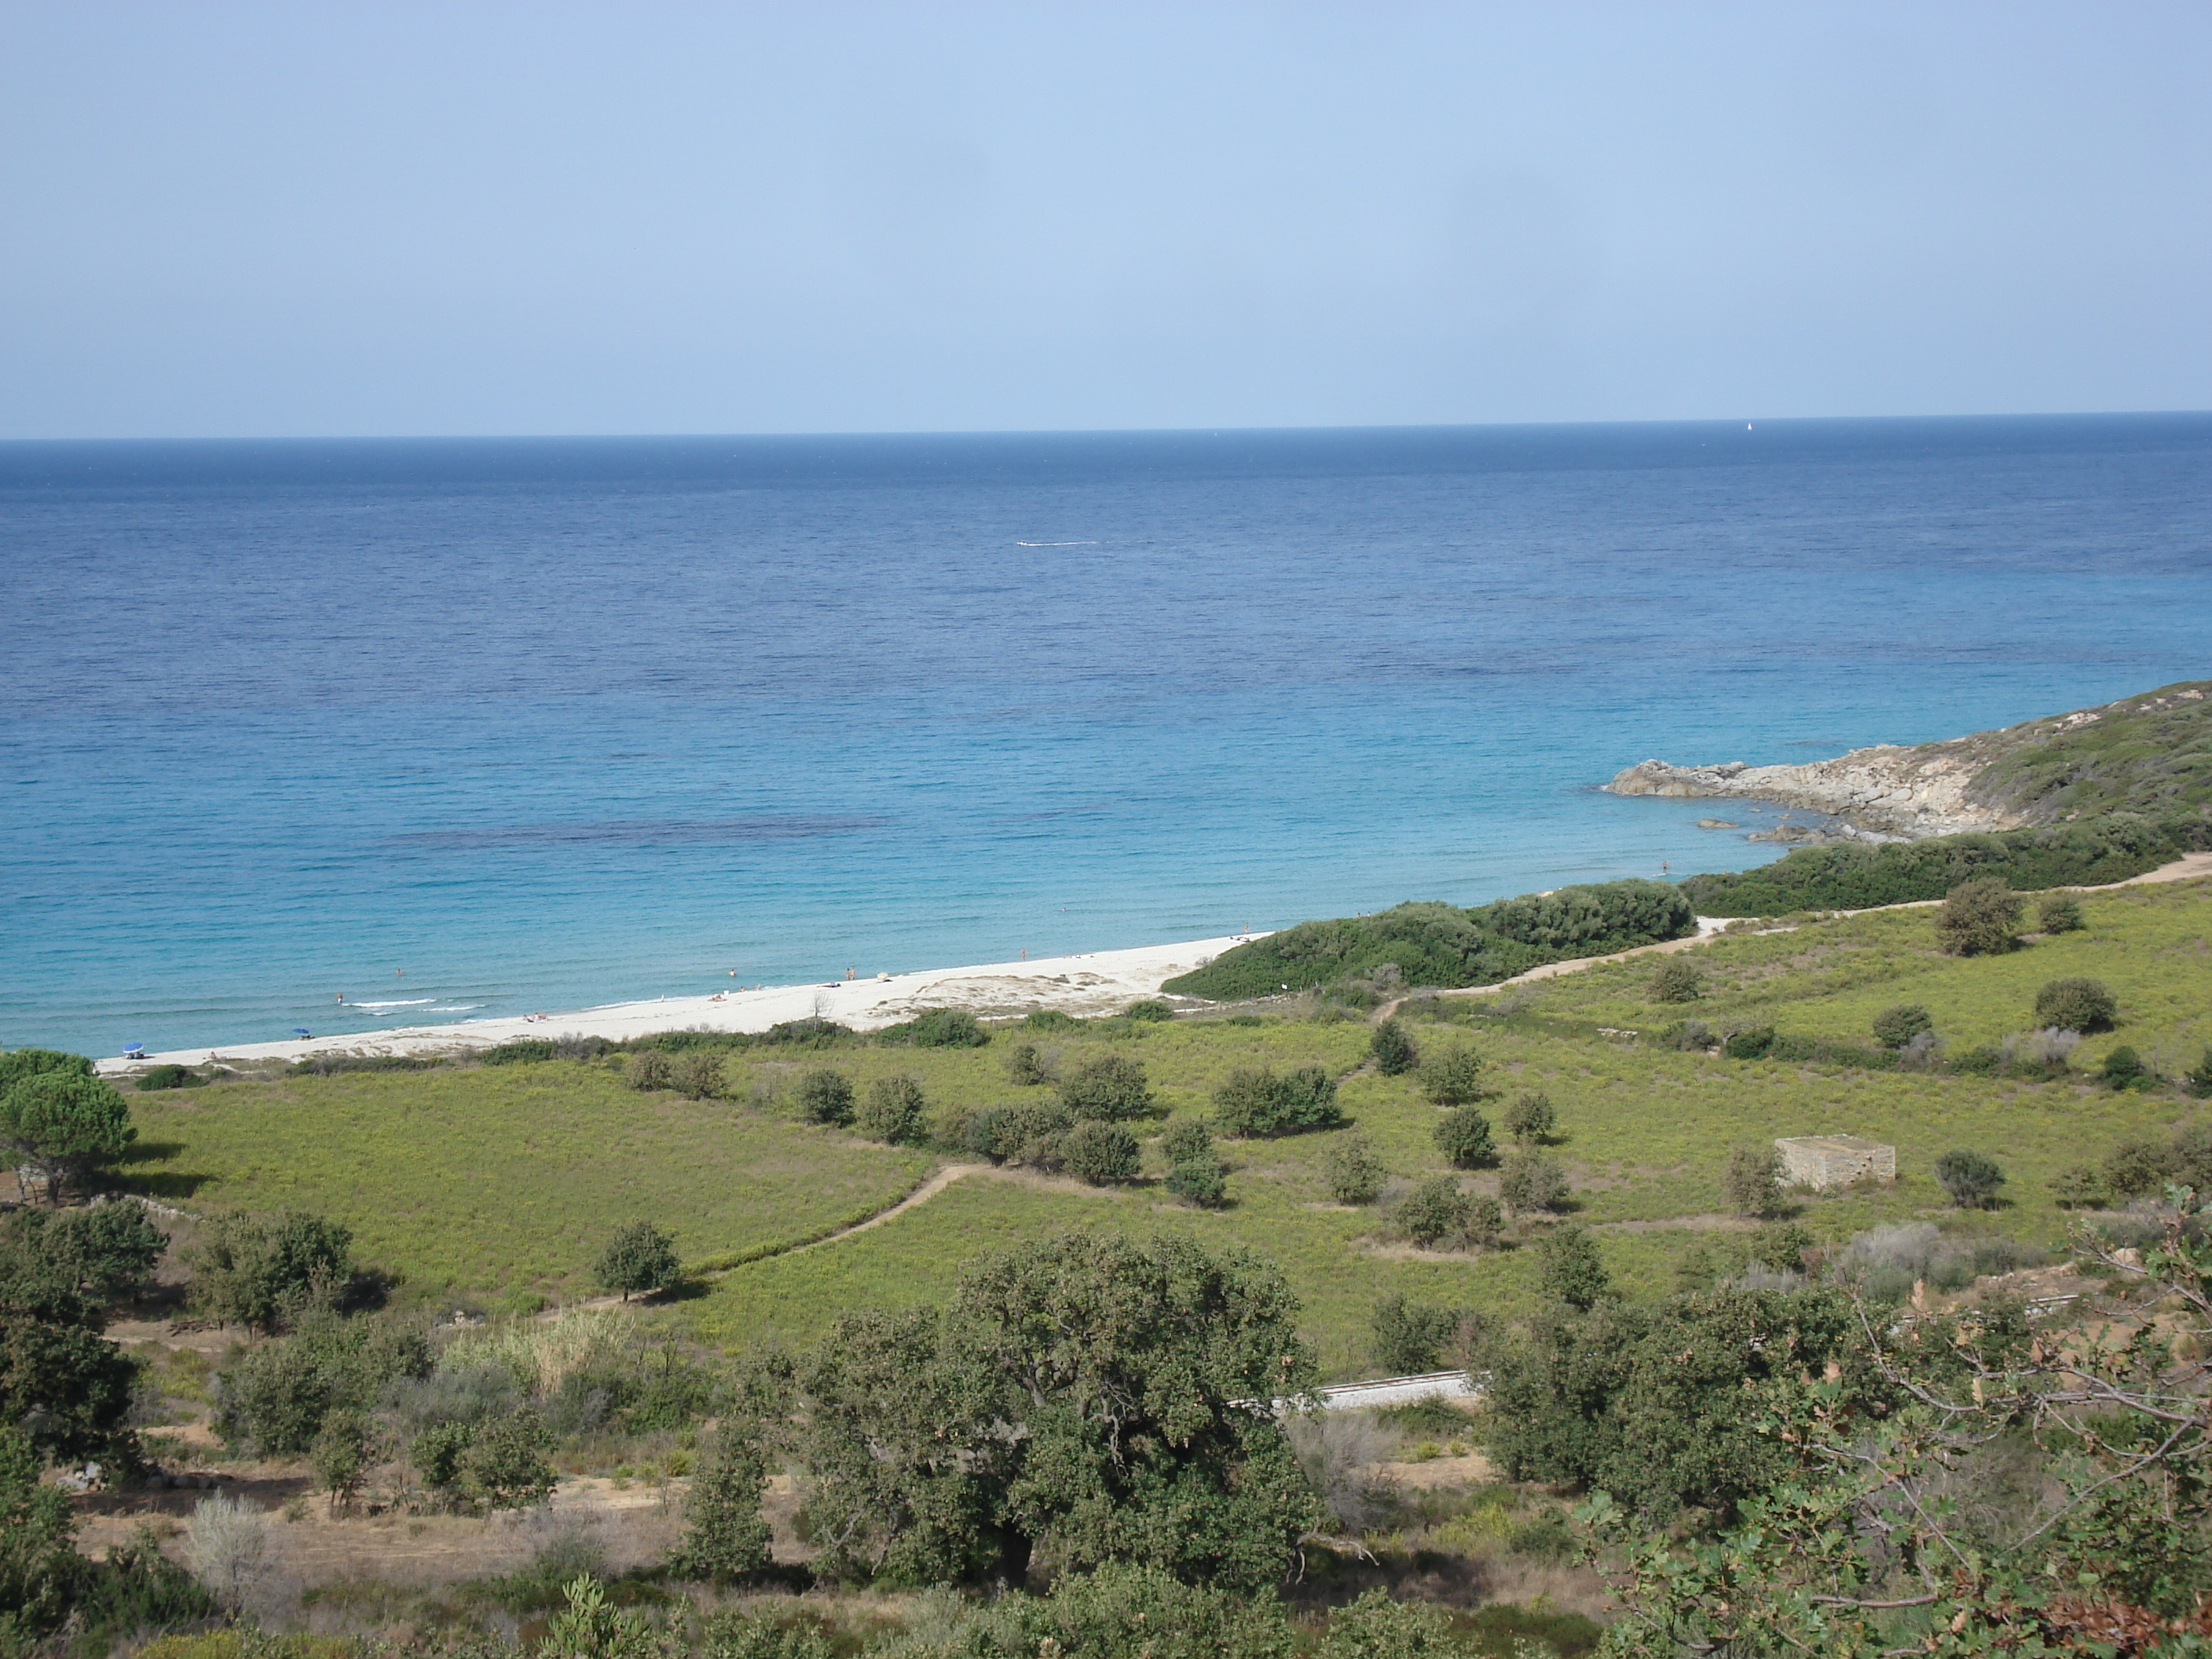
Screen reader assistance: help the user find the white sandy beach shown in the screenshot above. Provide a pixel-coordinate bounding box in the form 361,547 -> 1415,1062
97,935 -> 1263,1076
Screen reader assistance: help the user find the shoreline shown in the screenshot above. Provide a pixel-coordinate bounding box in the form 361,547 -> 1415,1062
96,934 -> 1262,1075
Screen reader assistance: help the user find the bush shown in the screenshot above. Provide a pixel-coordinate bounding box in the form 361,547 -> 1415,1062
189,1210 -> 355,1333
1433,1104 -> 1497,1170
857,1075 -> 928,1143
965,1101 -> 1074,1167
1163,1154 -> 1227,1207
1369,1019 -> 1419,1076
2035,976 -> 2119,1033
1320,1134 -> 1386,1205
1397,1178 -> 1500,1250
1005,1042 -> 1050,1086
1872,1004 -> 1934,1049
795,1069 -> 855,1125
1058,1053 -> 1154,1121
1499,1148 -> 1569,1214
1159,1115 -> 1213,1166
881,1008 -> 991,1048
670,1051 -> 724,1101
1419,1046 -> 1492,1107
1936,877 -> 2024,956
185,1494 -> 270,1617
1648,958 -> 1704,1003
1534,1224 -> 1609,1309
1213,1066 -> 1343,1137
134,1064 -> 202,1091
624,1051 -> 673,1092
1723,1144 -> 1783,1218
1500,1090 -> 1555,1142
2039,892 -> 2086,933
1061,1120 -> 1141,1185
1021,1009 -> 1082,1031
1935,1148 -> 2006,1209
671,1425 -> 772,1582
213,1309 -> 433,1455
1124,999 -> 1174,1023
2189,1048 -> 2212,1101
1371,1294 -> 1463,1375
1723,1024 -> 1776,1060
595,1220 -> 679,1300
2100,1045 -> 2150,1091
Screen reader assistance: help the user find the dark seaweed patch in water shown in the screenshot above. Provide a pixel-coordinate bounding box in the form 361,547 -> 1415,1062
384,815 -> 888,851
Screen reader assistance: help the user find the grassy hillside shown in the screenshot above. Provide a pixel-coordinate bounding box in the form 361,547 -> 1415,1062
1958,679 -> 2212,822
120,878 -> 2212,1374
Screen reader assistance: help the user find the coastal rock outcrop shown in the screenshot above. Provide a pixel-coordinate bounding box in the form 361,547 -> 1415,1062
1605,747 -> 2018,840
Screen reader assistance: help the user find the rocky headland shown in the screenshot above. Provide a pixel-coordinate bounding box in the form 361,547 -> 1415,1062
1606,681 -> 2212,842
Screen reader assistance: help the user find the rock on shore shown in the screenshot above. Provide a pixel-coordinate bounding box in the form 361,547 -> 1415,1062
1605,745 -> 2020,840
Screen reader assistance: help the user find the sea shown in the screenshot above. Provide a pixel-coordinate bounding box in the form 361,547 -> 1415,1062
3,414 -> 2209,1059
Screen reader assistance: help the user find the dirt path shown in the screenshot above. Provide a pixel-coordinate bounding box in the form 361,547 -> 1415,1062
1370,851 -> 2212,1025
775,1163 -> 989,1256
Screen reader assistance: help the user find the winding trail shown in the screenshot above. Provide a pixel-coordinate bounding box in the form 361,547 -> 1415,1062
777,1162 -> 990,1257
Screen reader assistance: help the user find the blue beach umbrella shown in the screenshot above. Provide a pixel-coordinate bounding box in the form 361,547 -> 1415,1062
123,1044 -> 145,1057
293,1027 -> 312,1038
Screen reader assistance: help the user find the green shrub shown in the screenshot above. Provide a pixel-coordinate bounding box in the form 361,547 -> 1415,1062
1320,1133 -> 1386,1205
1722,1024 -> 1776,1060
2100,1046 -> 2150,1091
1159,1116 -> 1214,1166
1397,1179 -> 1500,1249
478,1039 -> 561,1066
670,1051 -> 725,1101
1499,1149 -> 1569,1214
1004,1042 -> 1050,1086
1934,1148 -> 2005,1209
1123,999 -> 1174,1023
2035,976 -> 2119,1033
1872,1004 -> 1934,1049
753,1017 -> 856,1049
1058,1053 -> 1154,1121
1163,1154 -> 1227,1207
795,1069 -> 854,1126
1212,1066 -> 1343,1137
1021,1009 -> 1082,1031
1433,1104 -> 1497,1170
966,1101 -> 1074,1167
2039,892 -> 2086,933
1370,1294 -> 1463,1375
1723,1144 -> 1782,1218
881,1008 -> 991,1049
1648,958 -> 1704,1004
624,1051 -> 673,1092
2048,1165 -> 2106,1208
1419,1046 -> 1491,1107
1534,1224 -> 1609,1309
1369,1019 -> 1419,1076
1500,1090 -> 1555,1142
1936,878 -> 2025,956
1061,1120 -> 1141,1185
2190,1048 -> 2212,1101
857,1075 -> 928,1144
188,1209 -> 355,1333
134,1064 -> 202,1091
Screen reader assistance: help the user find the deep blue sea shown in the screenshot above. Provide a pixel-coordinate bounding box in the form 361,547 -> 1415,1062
3,416 -> 2209,1058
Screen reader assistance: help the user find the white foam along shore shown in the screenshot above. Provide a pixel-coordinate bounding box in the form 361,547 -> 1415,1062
94,935 -> 1265,1076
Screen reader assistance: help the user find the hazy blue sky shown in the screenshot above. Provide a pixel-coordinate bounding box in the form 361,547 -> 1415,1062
3,2 -> 2207,438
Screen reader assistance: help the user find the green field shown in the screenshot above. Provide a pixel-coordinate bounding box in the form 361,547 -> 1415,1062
123,879 -> 2212,1372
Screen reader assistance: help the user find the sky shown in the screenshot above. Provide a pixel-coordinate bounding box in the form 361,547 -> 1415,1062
2,2 -> 2208,438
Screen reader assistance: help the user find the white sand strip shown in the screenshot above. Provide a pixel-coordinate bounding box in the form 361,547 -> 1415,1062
97,935 -> 1264,1075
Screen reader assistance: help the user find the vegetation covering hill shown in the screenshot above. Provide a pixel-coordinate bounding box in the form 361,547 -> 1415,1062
1161,880 -> 1692,1001
1954,679 -> 2212,822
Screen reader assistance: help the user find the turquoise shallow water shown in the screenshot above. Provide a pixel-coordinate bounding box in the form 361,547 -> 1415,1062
2,416 -> 2208,1057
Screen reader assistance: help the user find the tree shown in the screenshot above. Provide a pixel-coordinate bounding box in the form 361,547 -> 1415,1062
1160,1115 -> 1214,1166
856,1075 -> 927,1143
459,1407 -> 558,1510
672,1423 -> 772,1581
1397,1178 -> 1498,1250
13,1202 -> 164,1308
1419,1046 -> 1492,1107
1500,1090 -> 1555,1142
595,1220 -> 679,1301
1369,1019 -> 1419,1077
1934,1148 -> 2005,1208
1870,1003 -> 1933,1049
1061,1120 -> 1141,1185
1536,1224 -> 1609,1309
1432,1104 -> 1497,1169
189,1210 -> 354,1333
2100,1044 -> 2149,1090
1320,1134 -> 1386,1205
0,1062 -> 134,1204
2038,891 -> 2086,932
0,1426 -> 86,1631
213,1308 -> 432,1455
1647,957 -> 1704,1004
1722,1144 -> 1783,1218
1371,1294 -> 1463,1375
2035,975 -> 2119,1033
1499,1148 -> 1569,1214
1935,877 -> 2023,955
1163,1154 -> 1227,1208
1058,1053 -> 1154,1121
624,1051 -> 673,1091
1214,1067 -> 1343,1137
794,1233 -> 1322,1591
795,1068 -> 854,1125
310,1410 -> 375,1515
